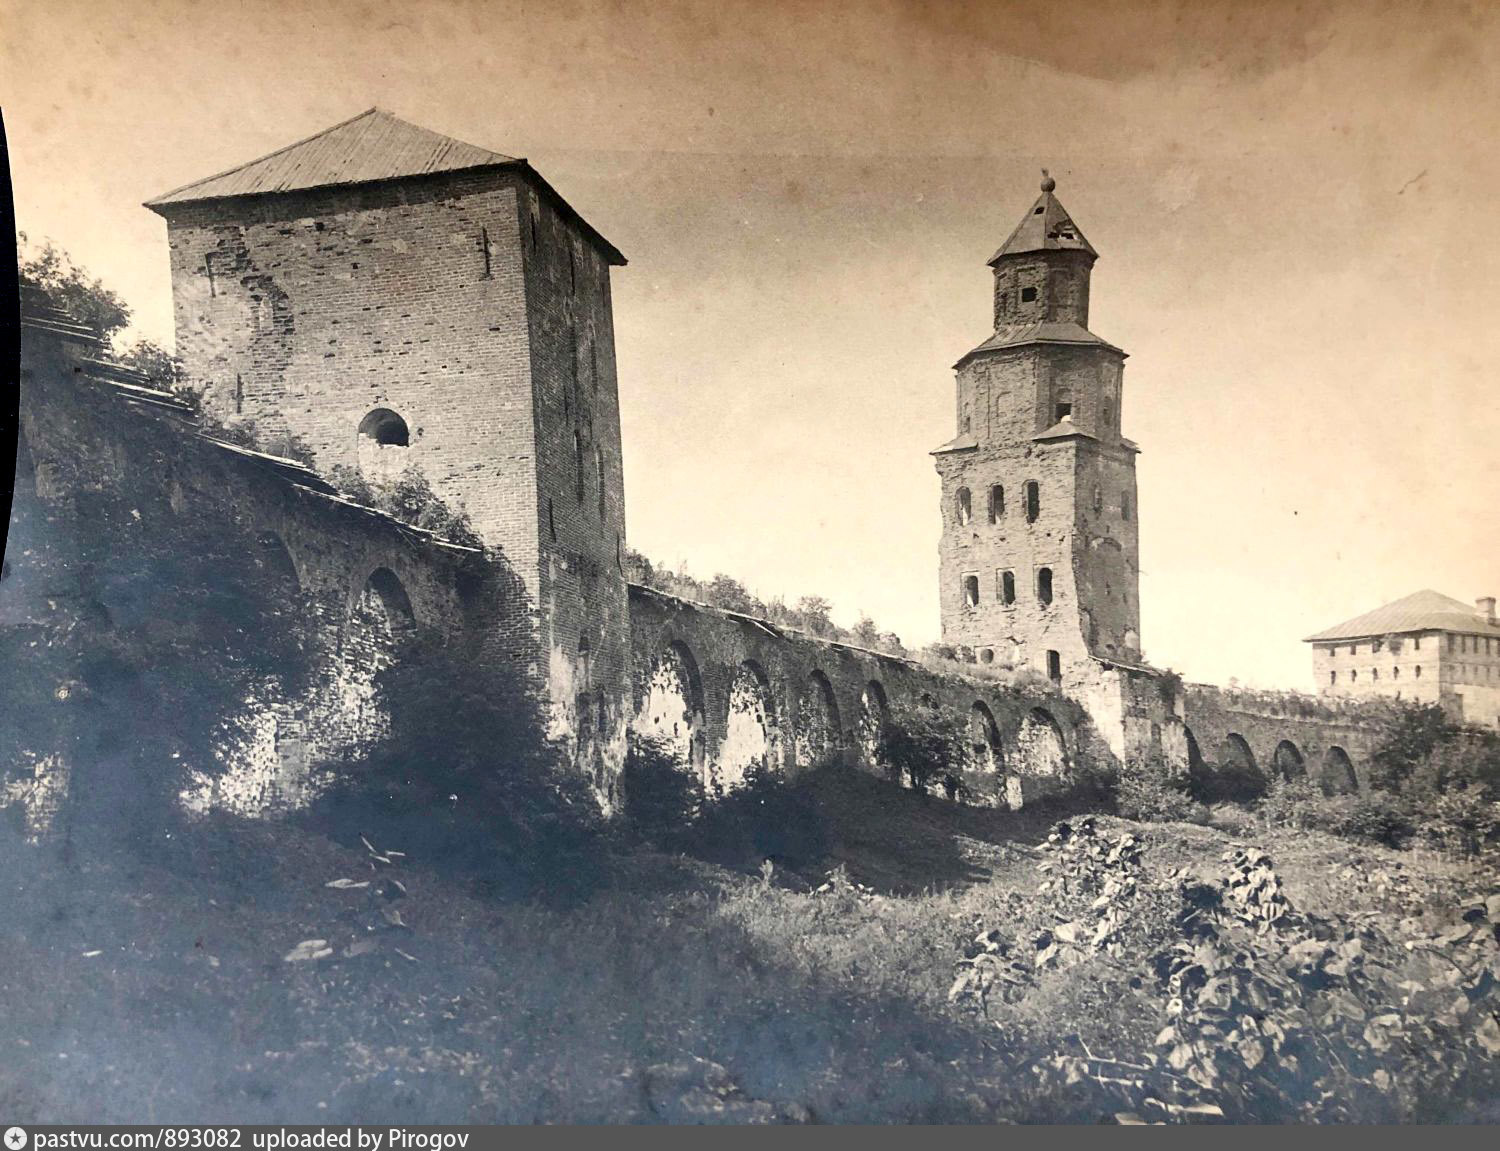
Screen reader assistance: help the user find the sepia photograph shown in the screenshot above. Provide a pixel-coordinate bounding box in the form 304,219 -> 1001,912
2,0 -> 1498,1127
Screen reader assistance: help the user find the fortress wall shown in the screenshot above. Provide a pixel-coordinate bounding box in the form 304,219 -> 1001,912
7,326 -> 531,827
1180,682 -> 1386,794
626,585 -> 1115,808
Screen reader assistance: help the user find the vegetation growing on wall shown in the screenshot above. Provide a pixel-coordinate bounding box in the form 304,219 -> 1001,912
325,464 -> 483,549
624,550 -> 908,655
1,420 -> 318,849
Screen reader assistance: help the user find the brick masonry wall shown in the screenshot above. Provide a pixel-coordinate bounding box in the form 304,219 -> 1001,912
154,167 -> 634,782
1181,682 -> 1384,792
12,326 -> 534,823
990,250 -> 1093,328
157,170 -> 541,594
516,183 -> 632,789
627,584 -> 1117,810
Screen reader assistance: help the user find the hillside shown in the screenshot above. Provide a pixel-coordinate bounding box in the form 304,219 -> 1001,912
2,771 -> 1496,1124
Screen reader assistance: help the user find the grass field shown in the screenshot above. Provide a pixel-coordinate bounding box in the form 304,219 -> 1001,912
2,767 -> 1496,1124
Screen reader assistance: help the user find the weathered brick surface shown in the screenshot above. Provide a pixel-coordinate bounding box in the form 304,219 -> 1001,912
152,165 -> 632,778
13,326 -> 532,818
627,585 -> 1110,809
1180,682 -> 1383,793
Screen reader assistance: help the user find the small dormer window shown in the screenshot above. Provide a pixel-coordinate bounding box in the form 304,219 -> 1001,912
1021,286 -> 1037,302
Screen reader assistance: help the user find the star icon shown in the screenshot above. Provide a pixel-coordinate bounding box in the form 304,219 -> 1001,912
5,1128 -> 28,1150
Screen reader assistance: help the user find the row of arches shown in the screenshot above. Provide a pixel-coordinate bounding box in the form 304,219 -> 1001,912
1181,724 -> 1358,801
636,639 -> 1069,806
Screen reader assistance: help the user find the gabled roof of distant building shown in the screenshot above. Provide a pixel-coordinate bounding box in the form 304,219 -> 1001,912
955,320 -> 1124,368
1303,589 -> 1500,642
989,172 -> 1098,263
145,107 -> 625,263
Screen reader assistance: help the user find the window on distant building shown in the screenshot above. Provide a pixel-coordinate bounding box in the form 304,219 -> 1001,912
1025,481 -> 1040,523
1415,665 -> 1422,678
1021,286 -> 1037,302
1046,649 -> 1062,682
963,574 -> 980,609
1054,402 -> 1072,423
1121,492 -> 1132,521
1330,670 -> 1336,685
988,484 -> 1004,522
956,487 -> 972,525
1000,569 -> 1016,605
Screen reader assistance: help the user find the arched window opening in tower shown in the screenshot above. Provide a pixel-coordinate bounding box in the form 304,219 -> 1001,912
1121,492 -> 1132,521
980,648 -> 994,664
956,487 -> 972,525
963,574 -> 980,609
1037,567 -> 1053,606
1054,402 -> 1072,423
1000,569 -> 1016,605
988,484 -> 1004,522
1025,481 -> 1040,523
1046,650 -> 1062,682
359,408 -> 409,447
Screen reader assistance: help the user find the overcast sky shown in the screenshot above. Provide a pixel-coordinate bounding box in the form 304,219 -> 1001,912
5,0 -> 1497,688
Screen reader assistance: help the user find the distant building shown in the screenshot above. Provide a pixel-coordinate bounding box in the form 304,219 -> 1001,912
1305,590 -> 1500,728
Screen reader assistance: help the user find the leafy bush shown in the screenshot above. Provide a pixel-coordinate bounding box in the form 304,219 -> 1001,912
1367,703 -> 1458,793
324,463 -> 482,547
303,634 -> 604,902
688,762 -> 831,870
1310,791 -> 1415,848
621,732 -> 703,847
876,699 -> 967,793
1115,760 -> 1206,824
1414,785 -> 1500,857
1258,775 -> 1322,830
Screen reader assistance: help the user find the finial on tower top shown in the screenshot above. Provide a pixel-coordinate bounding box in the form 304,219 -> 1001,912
1040,169 -> 1056,193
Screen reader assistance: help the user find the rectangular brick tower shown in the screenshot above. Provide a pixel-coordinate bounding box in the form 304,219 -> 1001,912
145,109 -> 630,780
933,173 -> 1141,686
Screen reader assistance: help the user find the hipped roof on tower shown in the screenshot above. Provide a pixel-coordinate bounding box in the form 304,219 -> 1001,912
144,108 -> 625,265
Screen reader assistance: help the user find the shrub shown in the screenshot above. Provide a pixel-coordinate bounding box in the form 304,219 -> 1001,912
1115,760 -> 1206,824
1311,791 -> 1415,848
876,699 -> 968,793
1368,703 -> 1457,793
1258,775 -> 1322,830
1414,786 -> 1500,857
688,762 -> 831,871
621,732 -> 703,847
303,634 -> 603,902
323,463 -> 482,548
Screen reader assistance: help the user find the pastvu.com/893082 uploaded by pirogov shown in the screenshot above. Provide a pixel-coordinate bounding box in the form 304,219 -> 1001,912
4,1130 -> 472,1150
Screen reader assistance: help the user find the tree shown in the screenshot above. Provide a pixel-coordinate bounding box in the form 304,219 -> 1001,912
852,614 -> 881,648
18,235 -> 131,340
876,698 -> 967,794
1368,703 -> 1459,792
703,573 -> 762,615
796,595 -> 835,637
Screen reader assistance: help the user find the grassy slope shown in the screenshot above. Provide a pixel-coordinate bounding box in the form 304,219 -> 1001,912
0,773 -> 1494,1124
